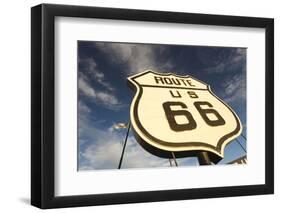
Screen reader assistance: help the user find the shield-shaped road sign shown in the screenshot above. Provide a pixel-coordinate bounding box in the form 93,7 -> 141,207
128,70 -> 242,163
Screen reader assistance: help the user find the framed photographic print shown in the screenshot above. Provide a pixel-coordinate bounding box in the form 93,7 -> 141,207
31,3 -> 274,209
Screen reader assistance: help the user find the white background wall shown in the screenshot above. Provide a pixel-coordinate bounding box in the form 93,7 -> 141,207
0,0 -> 279,212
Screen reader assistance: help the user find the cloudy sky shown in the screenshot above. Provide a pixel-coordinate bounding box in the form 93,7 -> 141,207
78,41 -> 247,170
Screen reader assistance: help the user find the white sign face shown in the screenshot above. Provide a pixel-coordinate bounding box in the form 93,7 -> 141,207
128,70 -> 242,162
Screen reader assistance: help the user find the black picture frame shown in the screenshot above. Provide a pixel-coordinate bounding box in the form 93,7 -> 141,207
31,3 -> 274,209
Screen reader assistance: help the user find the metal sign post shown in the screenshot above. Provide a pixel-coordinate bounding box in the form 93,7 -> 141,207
118,122 -> 131,169
171,152 -> 178,167
198,151 -> 212,165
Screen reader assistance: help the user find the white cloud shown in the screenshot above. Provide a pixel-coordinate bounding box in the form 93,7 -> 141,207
80,57 -> 114,91
78,76 -> 121,108
78,77 -> 96,98
95,91 -> 119,105
80,139 -> 121,170
96,43 -> 132,63
78,100 -> 91,116
95,43 -> 174,74
223,74 -> 246,103
201,48 -> 246,74
80,134 -> 171,170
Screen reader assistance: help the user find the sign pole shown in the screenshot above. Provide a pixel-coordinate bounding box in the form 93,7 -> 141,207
168,158 -> 173,167
171,152 -> 178,167
118,122 -> 131,169
198,151 -> 212,165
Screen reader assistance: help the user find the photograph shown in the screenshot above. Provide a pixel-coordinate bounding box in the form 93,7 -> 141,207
77,41 -> 247,170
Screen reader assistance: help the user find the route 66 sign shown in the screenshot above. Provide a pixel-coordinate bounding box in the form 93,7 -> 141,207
128,70 -> 242,163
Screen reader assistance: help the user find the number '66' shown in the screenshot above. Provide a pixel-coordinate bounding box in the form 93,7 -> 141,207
162,101 -> 225,132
